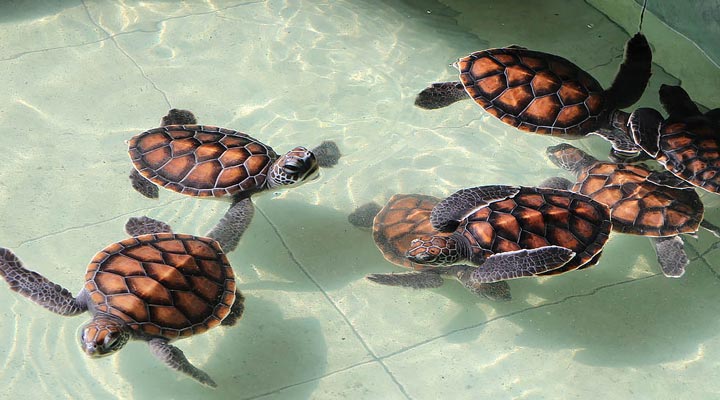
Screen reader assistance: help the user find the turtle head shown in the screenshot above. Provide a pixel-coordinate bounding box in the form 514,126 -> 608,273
546,143 -> 596,174
406,235 -> 462,266
79,316 -> 130,358
268,146 -> 320,189
659,84 -> 700,120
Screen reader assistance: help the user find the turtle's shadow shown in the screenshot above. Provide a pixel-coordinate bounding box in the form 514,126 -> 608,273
120,296 -> 328,399
235,198 -> 499,341
498,233 -> 720,367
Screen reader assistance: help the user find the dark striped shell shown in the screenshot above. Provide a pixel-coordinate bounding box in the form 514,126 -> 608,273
656,121 -> 720,194
84,233 -> 235,340
455,187 -> 610,274
457,47 -> 606,136
373,194 -> 451,270
128,125 -> 277,198
573,162 -> 703,236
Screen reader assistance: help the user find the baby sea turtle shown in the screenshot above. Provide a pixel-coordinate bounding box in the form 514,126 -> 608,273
415,33 -> 653,157
403,185 -> 611,277
348,194 -> 512,301
628,84 -> 720,194
128,109 -> 341,252
545,143 -> 718,277
0,216 -> 244,387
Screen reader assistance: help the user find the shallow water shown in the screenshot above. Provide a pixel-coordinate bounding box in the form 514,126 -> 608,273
1,0 -> 719,399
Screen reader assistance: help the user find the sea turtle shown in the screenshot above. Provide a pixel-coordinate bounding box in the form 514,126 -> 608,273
128,109 -> 341,253
627,84 -> 720,194
415,33 -> 653,157
0,216 -> 244,387
347,194 -> 512,301
402,185 -> 612,278
545,143 -> 718,277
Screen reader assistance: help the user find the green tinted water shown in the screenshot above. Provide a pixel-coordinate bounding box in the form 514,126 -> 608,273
1,0 -> 719,399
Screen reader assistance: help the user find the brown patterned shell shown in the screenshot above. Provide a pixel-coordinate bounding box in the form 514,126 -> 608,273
457,187 -> 611,275
457,47 -> 606,136
655,121 -> 720,194
573,162 -> 704,236
372,194 -> 452,270
84,233 -> 236,340
128,125 -> 278,198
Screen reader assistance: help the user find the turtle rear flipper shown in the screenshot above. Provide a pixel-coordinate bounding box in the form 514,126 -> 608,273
161,109 -> 197,126
125,216 -> 173,236
311,140 -> 342,168
221,291 -> 245,327
206,197 -> 255,252
148,338 -> 217,388
628,107 -> 664,157
466,246 -> 575,284
415,81 -> 468,110
604,33 -> 652,109
347,202 -> 383,228
0,248 -> 86,316
129,169 -> 159,199
430,185 -> 520,232
366,271 -> 444,289
652,236 -> 688,278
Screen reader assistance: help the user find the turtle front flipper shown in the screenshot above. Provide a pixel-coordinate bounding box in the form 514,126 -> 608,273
431,185 -> 520,232
129,169 -> 159,199
415,81 -> 469,110
366,271 -> 444,289
148,338 -> 217,388
604,32 -> 652,109
448,265 -> 512,301
311,140 -> 342,168
628,107 -> 664,157
466,246 -> 575,284
589,128 -> 642,159
0,248 -> 87,316
125,216 -> 173,236
652,236 -> 688,278
221,290 -> 245,327
538,177 -> 574,190
206,197 -> 255,252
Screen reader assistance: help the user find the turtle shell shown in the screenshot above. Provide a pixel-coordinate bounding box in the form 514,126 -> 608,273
572,161 -> 704,236
456,47 -> 606,136
128,125 -> 278,198
84,233 -> 236,340
455,187 -> 610,275
373,194 -> 452,270
655,121 -> 720,194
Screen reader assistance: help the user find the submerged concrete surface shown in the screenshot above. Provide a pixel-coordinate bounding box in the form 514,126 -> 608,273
0,1 -> 718,399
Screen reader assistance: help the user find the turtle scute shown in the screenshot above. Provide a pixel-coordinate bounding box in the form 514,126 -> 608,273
85,233 -> 235,339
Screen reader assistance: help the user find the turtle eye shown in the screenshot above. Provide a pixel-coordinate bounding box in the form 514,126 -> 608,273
283,163 -> 301,174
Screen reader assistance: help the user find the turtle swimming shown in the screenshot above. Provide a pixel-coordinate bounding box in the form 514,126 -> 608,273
377,185 -> 612,284
348,194 -> 512,301
545,143 -> 718,277
128,109 -> 341,252
0,216 -> 244,387
415,33 -> 653,158
627,84 -> 720,194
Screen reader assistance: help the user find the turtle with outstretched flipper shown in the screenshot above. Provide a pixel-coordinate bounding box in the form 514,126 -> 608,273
416,33 -> 653,158
545,143 -> 719,277
627,84 -> 720,194
348,194 -> 512,301
395,185 -> 612,282
128,109 -> 341,253
0,216 -> 245,387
